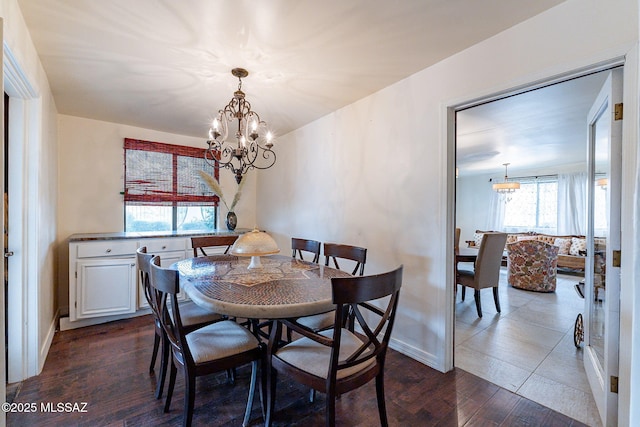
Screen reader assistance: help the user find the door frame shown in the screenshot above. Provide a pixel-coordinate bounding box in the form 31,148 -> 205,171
3,44 -> 40,382
583,69 -> 623,426
444,55 -> 635,421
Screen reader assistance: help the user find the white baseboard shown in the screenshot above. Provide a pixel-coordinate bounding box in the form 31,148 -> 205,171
59,308 -> 152,331
352,324 -> 442,372
39,308 -> 59,374
389,336 -> 443,372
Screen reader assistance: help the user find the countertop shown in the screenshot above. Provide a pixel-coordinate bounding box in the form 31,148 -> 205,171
68,229 -> 251,242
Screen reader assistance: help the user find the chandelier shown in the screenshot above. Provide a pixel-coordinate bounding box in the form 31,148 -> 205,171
492,163 -> 520,193
205,68 -> 276,184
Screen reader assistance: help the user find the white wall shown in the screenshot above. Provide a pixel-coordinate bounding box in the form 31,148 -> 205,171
1,0 -> 59,378
257,0 -> 639,423
456,173 -> 495,243
56,114 -> 258,311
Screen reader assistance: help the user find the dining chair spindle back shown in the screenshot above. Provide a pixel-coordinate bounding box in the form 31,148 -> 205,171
323,243 -> 367,276
291,238 -> 321,263
191,235 -> 239,257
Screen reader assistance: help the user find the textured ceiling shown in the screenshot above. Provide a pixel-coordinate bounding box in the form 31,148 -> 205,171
17,0 -> 566,140
456,70 -> 609,177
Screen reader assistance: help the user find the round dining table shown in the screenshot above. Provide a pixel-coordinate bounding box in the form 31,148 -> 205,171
173,254 -> 352,319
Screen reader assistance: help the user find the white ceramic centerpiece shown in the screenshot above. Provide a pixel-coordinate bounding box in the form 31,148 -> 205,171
230,228 -> 280,269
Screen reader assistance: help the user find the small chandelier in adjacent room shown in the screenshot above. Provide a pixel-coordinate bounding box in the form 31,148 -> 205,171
493,163 -> 520,194
205,68 -> 276,184
596,177 -> 608,189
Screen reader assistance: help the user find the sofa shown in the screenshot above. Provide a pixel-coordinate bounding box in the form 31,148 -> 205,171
465,230 -> 600,272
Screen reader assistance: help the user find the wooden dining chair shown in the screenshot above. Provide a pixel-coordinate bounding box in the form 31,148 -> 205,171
291,238 -> 321,263
265,265 -> 404,427
137,247 -> 223,400
137,247 -> 166,398
149,255 -> 265,427
295,242 -> 369,401
256,237 -> 321,342
457,232 -> 508,317
296,243 -> 368,334
324,243 -> 367,276
191,235 -> 238,257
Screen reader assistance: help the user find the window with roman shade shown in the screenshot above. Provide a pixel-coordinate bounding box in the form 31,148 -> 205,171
123,138 -> 220,232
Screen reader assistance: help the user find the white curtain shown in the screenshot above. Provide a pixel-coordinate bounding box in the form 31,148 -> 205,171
486,190 -> 505,231
557,172 -> 587,235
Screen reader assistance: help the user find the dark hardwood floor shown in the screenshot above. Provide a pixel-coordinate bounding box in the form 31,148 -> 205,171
7,315 -> 588,426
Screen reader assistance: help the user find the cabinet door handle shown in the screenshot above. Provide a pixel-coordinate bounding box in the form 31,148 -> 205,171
4,251 -> 14,258
162,245 -> 167,250
105,249 -> 112,253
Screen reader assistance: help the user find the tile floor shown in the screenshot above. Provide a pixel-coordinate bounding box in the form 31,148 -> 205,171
455,268 -> 602,427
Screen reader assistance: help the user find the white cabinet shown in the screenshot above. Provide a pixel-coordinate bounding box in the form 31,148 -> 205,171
69,240 -> 138,321
66,231 -> 244,330
74,258 -> 137,320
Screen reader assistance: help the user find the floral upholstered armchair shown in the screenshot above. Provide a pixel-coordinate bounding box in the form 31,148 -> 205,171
507,240 -> 560,292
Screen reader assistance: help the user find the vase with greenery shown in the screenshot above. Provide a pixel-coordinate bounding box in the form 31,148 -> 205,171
198,171 -> 246,230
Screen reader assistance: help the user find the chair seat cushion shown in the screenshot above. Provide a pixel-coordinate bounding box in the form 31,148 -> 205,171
296,311 -> 334,331
186,320 -> 259,364
178,300 -> 224,327
275,329 -> 375,379
457,269 -> 474,287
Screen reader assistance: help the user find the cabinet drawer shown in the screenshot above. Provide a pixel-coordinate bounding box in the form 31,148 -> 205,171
140,238 -> 186,253
76,240 -> 138,258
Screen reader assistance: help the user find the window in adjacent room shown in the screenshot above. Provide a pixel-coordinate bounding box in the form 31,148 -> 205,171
503,177 -> 558,233
593,175 -> 607,237
123,138 -> 219,232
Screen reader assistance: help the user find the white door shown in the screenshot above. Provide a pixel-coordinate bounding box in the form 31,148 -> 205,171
584,68 -> 622,427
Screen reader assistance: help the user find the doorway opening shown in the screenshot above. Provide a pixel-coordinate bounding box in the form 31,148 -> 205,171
453,67 -> 620,426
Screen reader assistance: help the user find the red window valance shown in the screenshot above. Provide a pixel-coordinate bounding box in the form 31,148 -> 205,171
124,138 -> 220,206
